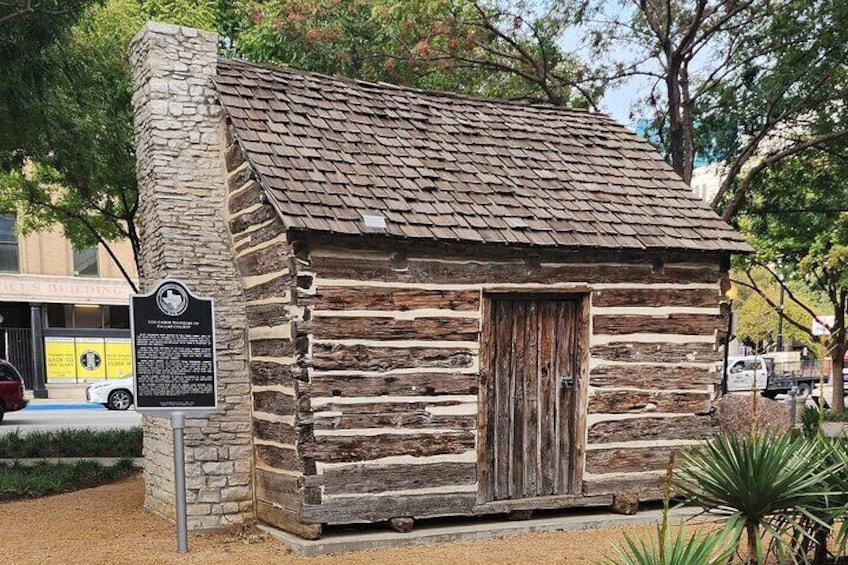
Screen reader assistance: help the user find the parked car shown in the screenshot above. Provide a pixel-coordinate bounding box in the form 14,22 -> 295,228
86,376 -> 134,410
0,359 -> 28,423
725,354 -> 818,398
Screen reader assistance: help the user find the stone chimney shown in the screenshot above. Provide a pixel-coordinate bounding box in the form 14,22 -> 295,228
129,22 -> 253,529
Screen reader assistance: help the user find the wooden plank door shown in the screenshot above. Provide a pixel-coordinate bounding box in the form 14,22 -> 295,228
479,296 -> 586,502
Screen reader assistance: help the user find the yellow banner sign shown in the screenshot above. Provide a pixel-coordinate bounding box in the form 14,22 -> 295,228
105,338 -> 133,379
75,339 -> 107,380
44,337 -> 77,381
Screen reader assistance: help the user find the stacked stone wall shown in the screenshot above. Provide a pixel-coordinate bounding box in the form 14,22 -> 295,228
129,22 -> 254,529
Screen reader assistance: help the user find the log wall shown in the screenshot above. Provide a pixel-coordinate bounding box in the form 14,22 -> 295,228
225,129 -> 320,539
290,242 -> 725,525
226,166 -> 725,531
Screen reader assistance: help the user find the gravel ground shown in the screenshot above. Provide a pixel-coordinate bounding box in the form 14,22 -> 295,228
1,476 -> 674,565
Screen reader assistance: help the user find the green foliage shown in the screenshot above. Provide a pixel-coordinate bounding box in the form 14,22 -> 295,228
732,266 -> 823,355
0,459 -> 137,501
801,406 -> 822,437
235,0 -> 596,105
598,520 -> 738,565
739,141 -> 848,410
0,427 -> 143,459
676,433 -> 841,563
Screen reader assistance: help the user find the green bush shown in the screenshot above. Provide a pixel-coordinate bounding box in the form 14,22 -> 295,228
0,427 -> 142,458
676,433 -> 843,564
0,459 -> 137,501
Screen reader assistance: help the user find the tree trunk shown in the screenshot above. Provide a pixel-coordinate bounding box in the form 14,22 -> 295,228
831,300 -> 846,413
746,522 -> 758,565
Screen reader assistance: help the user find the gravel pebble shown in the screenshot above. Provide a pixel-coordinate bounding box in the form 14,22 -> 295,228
2,476 -> 674,564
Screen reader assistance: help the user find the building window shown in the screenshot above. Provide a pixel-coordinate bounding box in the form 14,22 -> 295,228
0,216 -> 19,273
73,246 -> 99,277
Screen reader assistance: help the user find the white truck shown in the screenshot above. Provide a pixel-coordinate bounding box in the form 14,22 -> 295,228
724,352 -> 819,398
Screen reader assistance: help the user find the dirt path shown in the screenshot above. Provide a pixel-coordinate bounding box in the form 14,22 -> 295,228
1,476 -> 665,564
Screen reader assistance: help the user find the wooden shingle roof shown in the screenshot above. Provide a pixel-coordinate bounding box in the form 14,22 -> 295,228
214,58 -> 751,254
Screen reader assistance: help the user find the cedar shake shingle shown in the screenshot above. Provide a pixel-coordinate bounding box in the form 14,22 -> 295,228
214,58 -> 750,254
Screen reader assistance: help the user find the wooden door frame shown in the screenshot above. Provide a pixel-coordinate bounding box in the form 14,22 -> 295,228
477,291 -> 590,506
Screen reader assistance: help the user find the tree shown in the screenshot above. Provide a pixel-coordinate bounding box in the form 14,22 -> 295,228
0,0 -> 230,291
584,0 -> 848,220
735,143 -> 848,410
235,0 -> 599,106
733,266 -> 822,356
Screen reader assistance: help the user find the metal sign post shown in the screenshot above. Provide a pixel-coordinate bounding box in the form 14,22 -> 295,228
130,279 -> 217,554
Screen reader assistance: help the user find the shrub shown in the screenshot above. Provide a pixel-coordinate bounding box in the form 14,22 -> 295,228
0,459 -> 137,501
713,394 -> 791,437
0,427 -> 142,459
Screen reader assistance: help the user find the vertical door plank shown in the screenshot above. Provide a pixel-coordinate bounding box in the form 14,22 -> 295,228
510,300 -> 526,498
493,300 -> 513,500
538,300 -> 557,496
570,295 -> 590,494
478,296 -> 494,503
523,299 -> 539,498
557,300 -> 576,494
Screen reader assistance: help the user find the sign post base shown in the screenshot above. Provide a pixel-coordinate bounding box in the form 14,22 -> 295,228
172,411 -> 188,554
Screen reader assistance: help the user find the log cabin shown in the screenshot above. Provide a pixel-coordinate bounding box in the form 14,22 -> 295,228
130,23 -> 750,540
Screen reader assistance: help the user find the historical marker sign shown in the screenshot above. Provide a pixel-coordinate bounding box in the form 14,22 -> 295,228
131,279 -> 217,413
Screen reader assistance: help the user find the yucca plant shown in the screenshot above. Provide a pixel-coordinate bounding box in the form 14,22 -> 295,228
795,435 -> 848,562
599,453 -> 739,565
676,432 -> 841,564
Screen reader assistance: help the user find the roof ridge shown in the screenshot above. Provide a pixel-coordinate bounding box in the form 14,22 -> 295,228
217,57 -> 613,120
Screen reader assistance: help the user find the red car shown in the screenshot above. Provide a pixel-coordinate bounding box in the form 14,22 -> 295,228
0,360 -> 27,423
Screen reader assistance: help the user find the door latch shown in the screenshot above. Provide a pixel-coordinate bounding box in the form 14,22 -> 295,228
560,376 -> 574,388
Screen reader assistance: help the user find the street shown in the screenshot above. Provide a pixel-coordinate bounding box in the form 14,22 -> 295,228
0,405 -> 141,435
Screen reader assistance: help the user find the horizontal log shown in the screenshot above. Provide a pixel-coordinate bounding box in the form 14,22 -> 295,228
228,179 -> 263,214
243,273 -> 291,303
474,494 -> 614,514
256,501 -> 322,540
229,203 -> 277,236
593,314 -> 725,336
313,400 -> 464,415
306,372 -> 478,397
250,338 -> 294,358
250,361 -> 295,386
311,343 -> 475,372
234,219 -> 287,254
255,443 -> 304,473
253,390 -> 296,415
309,255 -> 722,285
302,317 -> 479,341
300,431 -> 475,463
224,139 -> 244,171
301,491 -> 615,525
592,287 -> 720,308
591,342 -> 719,364
587,415 -> 713,444
586,446 -> 677,474
302,492 -> 477,524
237,243 -> 289,277
582,474 -> 666,499
226,159 -> 252,193
588,390 -> 711,414
589,365 -> 719,389
320,462 -> 477,495
253,418 -> 298,445
305,286 -> 480,311
246,304 -> 289,329
311,413 -> 476,431
255,468 -> 300,507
